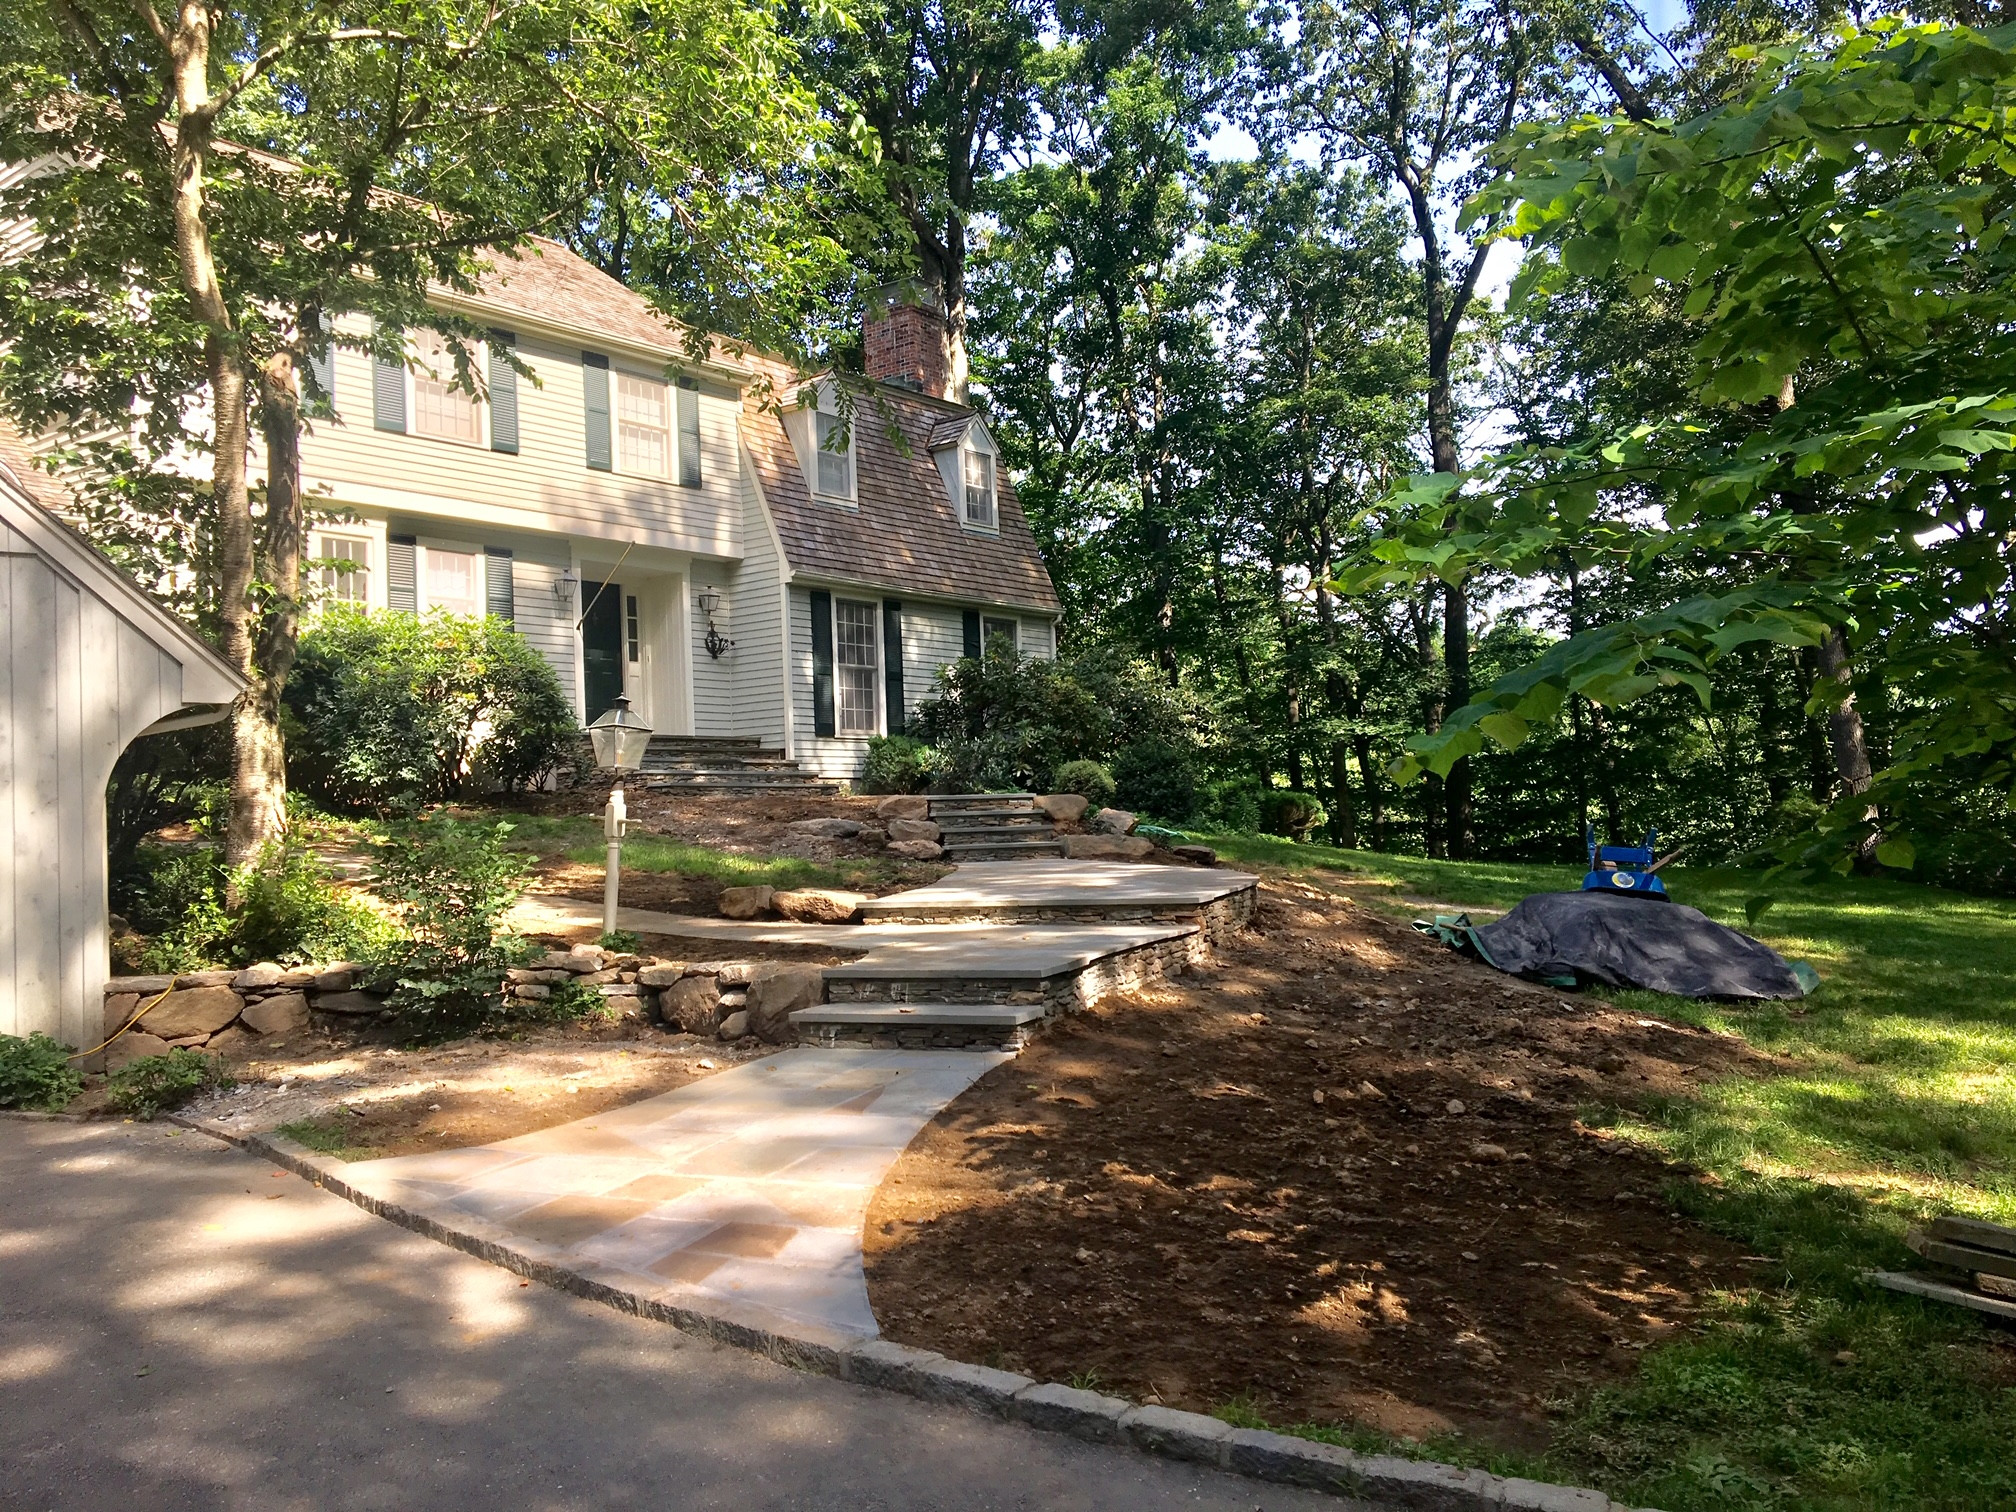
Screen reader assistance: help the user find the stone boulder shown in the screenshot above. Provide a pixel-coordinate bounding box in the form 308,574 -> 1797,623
886,818 -> 941,843
773,888 -> 868,923
102,993 -> 142,1039
716,1010 -> 751,1040
312,964 -> 361,992
714,962 -> 756,987
207,1025 -> 260,1056
1062,833 -> 1154,860
105,975 -> 174,996
105,1031 -> 172,1073
784,817 -> 863,839
231,962 -> 286,990
718,885 -> 776,920
1034,793 -> 1089,823
239,991 -> 310,1036
886,840 -> 943,861
1091,807 -> 1138,835
635,961 -> 688,988
658,977 -> 721,1035
311,990 -> 383,1016
1171,844 -> 1218,866
144,985 -> 243,1039
874,795 -> 930,821
746,966 -> 825,1043
174,969 -> 237,988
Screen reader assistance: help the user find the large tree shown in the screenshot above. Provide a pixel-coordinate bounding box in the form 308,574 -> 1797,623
1,0 -> 832,868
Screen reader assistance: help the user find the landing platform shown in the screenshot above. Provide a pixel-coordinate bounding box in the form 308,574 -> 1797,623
856,860 -> 1258,939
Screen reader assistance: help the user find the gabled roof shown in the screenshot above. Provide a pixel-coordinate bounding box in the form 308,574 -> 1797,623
0,421 -> 243,705
927,413 -> 977,451
743,384 -> 1061,614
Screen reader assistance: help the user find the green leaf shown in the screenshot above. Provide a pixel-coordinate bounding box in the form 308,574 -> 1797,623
1874,837 -> 1916,870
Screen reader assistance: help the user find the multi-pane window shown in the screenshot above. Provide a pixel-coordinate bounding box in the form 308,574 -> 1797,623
423,547 -> 484,616
982,615 -> 1019,654
626,594 -> 640,663
963,447 -> 996,528
316,534 -> 370,606
834,598 -> 879,735
411,330 -> 481,444
815,412 -> 853,498
617,373 -> 671,477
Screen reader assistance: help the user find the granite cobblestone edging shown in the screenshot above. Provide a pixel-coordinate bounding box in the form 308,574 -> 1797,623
167,1115 -> 1658,1512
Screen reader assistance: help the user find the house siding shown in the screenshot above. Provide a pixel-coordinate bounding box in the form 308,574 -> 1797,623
789,585 -> 877,778
732,461 -> 788,746
691,567 -> 734,737
898,600 -> 968,725
301,321 -> 745,559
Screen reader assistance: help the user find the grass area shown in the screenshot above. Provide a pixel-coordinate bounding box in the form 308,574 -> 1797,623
495,812 -> 905,893
274,1115 -> 374,1162
1202,831 -> 2016,1512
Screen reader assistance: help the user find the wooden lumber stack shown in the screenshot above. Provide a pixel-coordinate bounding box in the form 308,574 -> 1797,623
1868,1215 -> 2016,1320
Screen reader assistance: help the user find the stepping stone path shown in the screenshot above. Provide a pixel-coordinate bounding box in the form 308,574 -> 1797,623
341,1048 -> 1006,1344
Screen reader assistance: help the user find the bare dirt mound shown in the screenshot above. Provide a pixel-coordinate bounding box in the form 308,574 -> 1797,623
864,880 -> 1771,1449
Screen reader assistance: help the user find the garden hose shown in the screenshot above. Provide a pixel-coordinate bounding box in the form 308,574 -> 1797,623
66,984 -> 176,1063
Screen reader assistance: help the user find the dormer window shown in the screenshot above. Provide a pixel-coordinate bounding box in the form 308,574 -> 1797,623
815,411 -> 853,498
962,446 -> 996,529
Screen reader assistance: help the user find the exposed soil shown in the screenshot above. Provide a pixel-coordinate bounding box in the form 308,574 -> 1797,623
863,877 -> 1774,1450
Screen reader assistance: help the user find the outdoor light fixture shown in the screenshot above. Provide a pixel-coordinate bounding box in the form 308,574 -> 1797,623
552,567 -> 579,610
697,585 -> 733,660
584,693 -> 653,937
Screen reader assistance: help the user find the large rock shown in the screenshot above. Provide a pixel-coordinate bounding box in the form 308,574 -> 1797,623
773,888 -> 869,923
874,795 -> 930,821
1171,843 -> 1218,866
311,989 -> 383,1015
105,975 -> 174,996
784,817 -> 863,839
102,993 -> 142,1039
658,977 -> 721,1035
1062,833 -> 1153,860
718,885 -> 775,920
886,818 -> 941,842
746,966 -> 824,1042
1091,807 -> 1138,835
716,1010 -> 751,1041
1034,793 -> 1089,823
231,962 -> 286,990
635,961 -> 688,988
887,840 -> 943,860
175,969 -> 237,988
714,962 -> 756,988
144,985 -> 243,1039
312,964 -> 360,992
240,991 -> 310,1035
105,1030 -> 172,1073
207,1025 -> 260,1056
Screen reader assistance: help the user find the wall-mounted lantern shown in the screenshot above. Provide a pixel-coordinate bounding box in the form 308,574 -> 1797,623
697,585 -> 733,660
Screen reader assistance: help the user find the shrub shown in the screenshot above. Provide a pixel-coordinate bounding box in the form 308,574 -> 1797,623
287,608 -> 583,814
1197,777 -> 1266,834
1262,789 -> 1328,842
860,734 -> 935,794
368,812 -> 535,1037
539,977 -> 619,1024
910,642 -> 1210,793
1113,738 -> 1199,822
0,1032 -> 84,1112
1052,759 -> 1117,806
107,1048 -> 231,1119
132,843 -> 392,971
106,724 -> 229,914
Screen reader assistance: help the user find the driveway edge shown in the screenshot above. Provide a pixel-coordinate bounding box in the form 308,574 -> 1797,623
171,1113 -> 1654,1512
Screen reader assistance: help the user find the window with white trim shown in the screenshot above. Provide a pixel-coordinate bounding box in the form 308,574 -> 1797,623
834,598 -> 879,735
815,411 -> 853,498
411,329 -> 481,445
421,546 -> 484,616
963,446 -> 997,528
314,533 -> 371,606
617,372 -> 671,477
982,615 -> 1019,654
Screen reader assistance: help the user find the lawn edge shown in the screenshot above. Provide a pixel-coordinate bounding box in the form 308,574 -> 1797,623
169,1110 -> 1659,1512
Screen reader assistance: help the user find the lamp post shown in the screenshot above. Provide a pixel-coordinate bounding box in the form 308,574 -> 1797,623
585,693 -> 653,939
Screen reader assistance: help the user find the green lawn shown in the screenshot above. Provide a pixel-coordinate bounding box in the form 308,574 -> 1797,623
489,812 -> 906,893
1203,833 -> 2016,1512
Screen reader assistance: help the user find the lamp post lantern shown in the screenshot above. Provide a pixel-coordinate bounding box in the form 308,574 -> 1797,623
585,693 -> 653,938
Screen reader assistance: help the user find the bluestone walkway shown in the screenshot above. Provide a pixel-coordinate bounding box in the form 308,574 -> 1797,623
338,1048 -> 1007,1345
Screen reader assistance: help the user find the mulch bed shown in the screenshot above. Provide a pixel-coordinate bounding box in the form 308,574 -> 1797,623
863,878 -> 1774,1450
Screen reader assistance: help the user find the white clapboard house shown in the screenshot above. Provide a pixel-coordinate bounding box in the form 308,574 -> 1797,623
288,253 -> 1061,781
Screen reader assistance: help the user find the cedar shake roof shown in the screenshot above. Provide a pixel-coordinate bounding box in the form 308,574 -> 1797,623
743,385 -> 1061,614
926,413 -> 976,451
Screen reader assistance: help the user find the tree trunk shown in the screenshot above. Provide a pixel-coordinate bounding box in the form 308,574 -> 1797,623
1814,627 -> 1874,796
1351,732 -> 1386,850
1328,739 -> 1358,849
227,349 -> 307,866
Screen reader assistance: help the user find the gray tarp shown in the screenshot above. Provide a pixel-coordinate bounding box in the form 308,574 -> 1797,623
1445,891 -> 1811,1000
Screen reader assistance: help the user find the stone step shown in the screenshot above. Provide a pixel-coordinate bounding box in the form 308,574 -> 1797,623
790,1003 -> 1049,1051
932,808 -> 1053,826
936,823 -> 1059,842
642,775 -> 841,793
929,793 -> 1037,810
640,760 -> 808,774
859,860 -> 1259,939
939,845 -> 1065,862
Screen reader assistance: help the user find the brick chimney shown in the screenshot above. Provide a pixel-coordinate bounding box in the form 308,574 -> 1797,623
863,280 -> 953,400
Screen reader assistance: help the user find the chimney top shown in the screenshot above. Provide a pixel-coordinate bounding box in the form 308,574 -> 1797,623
864,280 -> 954,401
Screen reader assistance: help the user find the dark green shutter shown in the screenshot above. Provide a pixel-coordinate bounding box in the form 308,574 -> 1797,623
373,329 -> 406,433
387,535 -> 417,611
488,331 -> 518,454
582,352 -> 611,470
810,589 -> 835,738
883,600 -> 905,733
962,609 -> 981,659
304,319 -> 334,417
676,381 -> 701,487
484,547 -> 514,622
